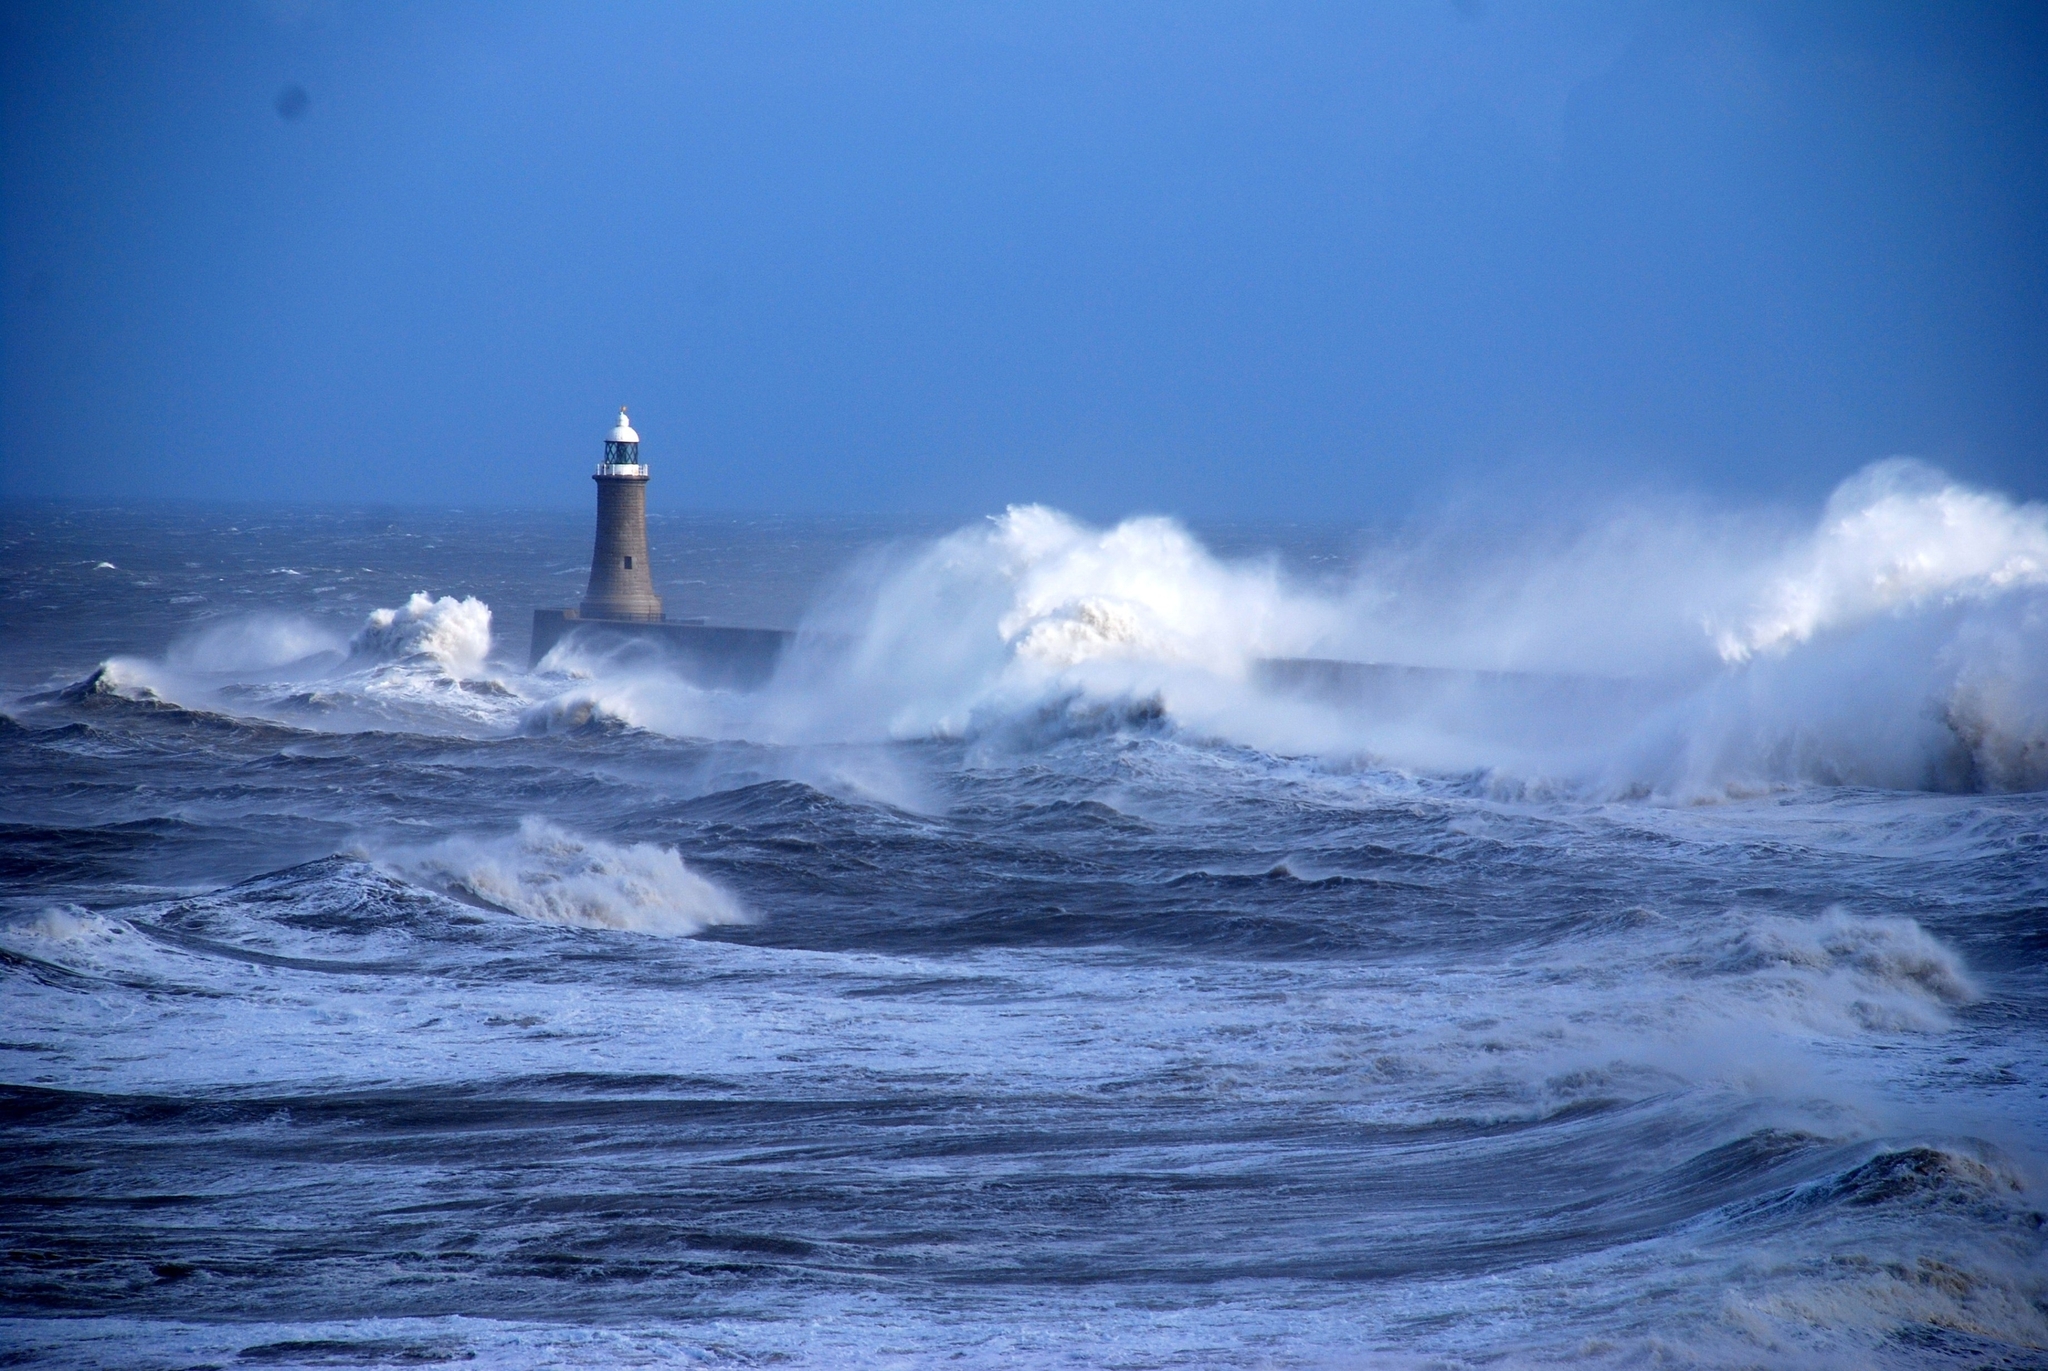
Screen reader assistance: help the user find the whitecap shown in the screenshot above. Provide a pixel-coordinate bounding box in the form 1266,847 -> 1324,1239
349,592 -> 492,676
376,818 -> 748,937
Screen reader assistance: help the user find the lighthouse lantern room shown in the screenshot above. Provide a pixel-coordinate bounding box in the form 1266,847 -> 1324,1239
600,407 -> 645,474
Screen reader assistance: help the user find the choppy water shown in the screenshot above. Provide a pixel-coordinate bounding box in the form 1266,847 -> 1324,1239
3,485 -> 2046,1369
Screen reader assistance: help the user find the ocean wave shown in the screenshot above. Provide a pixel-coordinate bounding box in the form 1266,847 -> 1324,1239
17,596 -> 524,736
1699,907 -> 1979,1034
516,689 -> 650,737
0,905 -> 173,991
1709,1141 -> 2048,1361
1805,1144 -> 2031,1215
374,818 -> 748,936
4,905 -> 131,946
717,461 -> 2048,795
1715,458 -> 2048,663
34,467 -> 2045,798
32,660 -> 173,709
348,592 -> 492,676
1714,909 -> 1975,1004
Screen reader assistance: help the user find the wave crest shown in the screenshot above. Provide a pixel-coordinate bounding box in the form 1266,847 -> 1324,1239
1713,908 -> 1977,1032
377,818 -> 747,936
761,470 -> 2047,794
349,593 -> 492,676
1717,458 -> 2048,663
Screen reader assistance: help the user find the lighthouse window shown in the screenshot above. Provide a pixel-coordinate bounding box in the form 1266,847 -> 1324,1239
623,556 -> 633,569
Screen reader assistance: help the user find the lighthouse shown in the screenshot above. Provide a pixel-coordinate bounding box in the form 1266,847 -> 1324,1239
529,405 -> 791,681
579,407 -> 663,622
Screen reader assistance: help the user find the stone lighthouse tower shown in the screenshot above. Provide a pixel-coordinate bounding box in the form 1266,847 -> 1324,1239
530,404 -> 789,673
579,407 -> 663,622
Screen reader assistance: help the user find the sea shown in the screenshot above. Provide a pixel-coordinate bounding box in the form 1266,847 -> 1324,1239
3,463 -> 2045,1369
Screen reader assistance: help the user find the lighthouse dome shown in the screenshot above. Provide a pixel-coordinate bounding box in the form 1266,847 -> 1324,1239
607,408 -> 639,444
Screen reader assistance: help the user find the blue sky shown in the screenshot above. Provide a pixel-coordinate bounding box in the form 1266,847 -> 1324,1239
3,1 -> 2043,519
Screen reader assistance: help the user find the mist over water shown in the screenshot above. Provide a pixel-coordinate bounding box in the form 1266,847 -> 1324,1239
3,467 -> 2045,1368
510,459 -> 2048,797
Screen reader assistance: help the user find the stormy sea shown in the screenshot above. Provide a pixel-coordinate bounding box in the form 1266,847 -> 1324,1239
3,460 -> 2045,1369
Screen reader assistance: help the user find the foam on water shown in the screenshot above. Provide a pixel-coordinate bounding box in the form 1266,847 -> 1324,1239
1717,458 -> 2048,662
2,854 -> 2039,1366
348,591 -> 493,676
619,460 -> 2042,797
4,484 -> 2044,1369
372,817 -> 747,936
34,463 -> 2047,797
6,905 -> 135,948
43,593 -> 529,734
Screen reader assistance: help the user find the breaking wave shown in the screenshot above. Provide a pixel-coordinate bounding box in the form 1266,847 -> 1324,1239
714,459 -> 2048,796
1715,459 -> 2048,662
5,905 -> 132,946
26,465 -> 2045,797
375,818 -> 747,936
348,592 -> 493,676
1704,907 -> 1979,1034
22,594 -> 520,735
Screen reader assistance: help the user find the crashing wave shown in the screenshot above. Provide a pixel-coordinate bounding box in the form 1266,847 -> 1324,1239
39,462 -> 2033,797
1705,907 -> 1978,1033
517,691 -> 640,736
1714,459 -> 2048,663
349,593 -> 493,676
32,660 -> 173,709
5,905 -> 130,945
735,463 -> 2047,795
376,818 -> 747,936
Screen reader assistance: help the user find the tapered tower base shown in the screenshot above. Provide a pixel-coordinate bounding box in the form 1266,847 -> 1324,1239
581,470 -> 663,621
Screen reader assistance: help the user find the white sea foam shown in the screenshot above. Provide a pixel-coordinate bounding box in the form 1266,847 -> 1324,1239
1346,903 -> 1987,1135
349,592 -> 492,676
5,906 -> 127,945
377,818 -> 747,936
0,906 -> 166,983
1703,907 -> 1979,1034
66,657 -> 166,703
39,594 -> 523,735
667,460 -> 2042,795
517,688 -> 639,735
738,504 -> 1334,744
53,463 -> 2047,796
1715,458 -> 2048,662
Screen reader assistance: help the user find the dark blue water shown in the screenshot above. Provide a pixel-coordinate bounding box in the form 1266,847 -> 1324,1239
3,497 -> 2045,1368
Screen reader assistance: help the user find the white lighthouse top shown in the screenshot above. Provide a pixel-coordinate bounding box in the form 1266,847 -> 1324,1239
597,406 -> 648,477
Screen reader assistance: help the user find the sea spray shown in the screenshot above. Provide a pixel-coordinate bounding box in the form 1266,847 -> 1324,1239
751,505 -> 1337,743
24,592 -> 519,735
1714,458 -> 2048,662
349,592 -> 493,676
374,818 -> 747,936
29,467 -> 2047,794
7,499 -> 2043,1369
165,613 -> 345,674
728,460 -> 2048,793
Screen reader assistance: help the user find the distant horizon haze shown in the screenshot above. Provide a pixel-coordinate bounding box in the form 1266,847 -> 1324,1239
3,1 -> 2044,521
